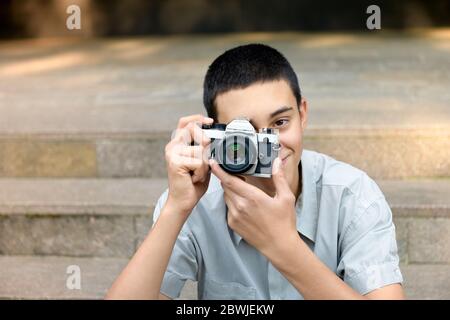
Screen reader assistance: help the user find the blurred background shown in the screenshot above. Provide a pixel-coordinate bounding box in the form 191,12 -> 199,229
1,0 -> 449,37
0,0 -> 449,300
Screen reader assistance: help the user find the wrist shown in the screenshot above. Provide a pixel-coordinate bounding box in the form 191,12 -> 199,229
263,230 -> 303,263
163,197 -> 193,220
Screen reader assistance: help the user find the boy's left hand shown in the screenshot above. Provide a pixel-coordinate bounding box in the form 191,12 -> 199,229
209,157 -> 298,256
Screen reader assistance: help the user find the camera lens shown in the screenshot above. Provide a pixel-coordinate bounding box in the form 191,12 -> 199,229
226,142 -> 245,164
218,134 -> 256,174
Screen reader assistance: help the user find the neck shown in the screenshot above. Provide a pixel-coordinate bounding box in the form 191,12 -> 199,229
293,161 -> 302,200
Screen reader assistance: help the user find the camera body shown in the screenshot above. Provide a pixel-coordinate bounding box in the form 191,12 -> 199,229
202,118 -> 280,178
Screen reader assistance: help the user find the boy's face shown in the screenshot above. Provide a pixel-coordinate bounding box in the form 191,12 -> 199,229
214,79 -> 307,197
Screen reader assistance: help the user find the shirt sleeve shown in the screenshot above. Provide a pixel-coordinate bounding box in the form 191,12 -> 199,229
336,196 -> 403,295
152,190 -> 199,299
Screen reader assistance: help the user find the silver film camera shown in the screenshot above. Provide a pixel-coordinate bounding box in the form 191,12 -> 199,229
202,118 -> 280,178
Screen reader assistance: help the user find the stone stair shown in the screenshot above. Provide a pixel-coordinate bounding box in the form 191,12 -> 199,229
1,256 -> 448,300
0,178 -> 449,299
1,127 -> 448,179
0,31 -> 449,299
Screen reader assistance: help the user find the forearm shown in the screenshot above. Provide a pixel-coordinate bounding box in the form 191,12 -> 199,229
106,202 -> 188,299
265,234 -> 366,300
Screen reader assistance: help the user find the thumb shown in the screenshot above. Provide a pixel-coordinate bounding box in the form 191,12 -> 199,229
272,157 -> 290,196
209,158 -> 227,180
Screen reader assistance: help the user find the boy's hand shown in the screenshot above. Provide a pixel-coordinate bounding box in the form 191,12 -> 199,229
165,114 -> 213,219
210,157 -> 299,256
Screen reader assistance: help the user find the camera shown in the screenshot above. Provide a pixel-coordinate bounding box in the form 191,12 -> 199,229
202,118 -> 280,178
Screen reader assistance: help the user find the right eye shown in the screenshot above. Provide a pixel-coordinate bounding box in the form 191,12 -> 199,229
274,118 -> 289,127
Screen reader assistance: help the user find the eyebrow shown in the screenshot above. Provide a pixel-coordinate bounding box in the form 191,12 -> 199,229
269,106 -> 293,118
247,106 -> 293,128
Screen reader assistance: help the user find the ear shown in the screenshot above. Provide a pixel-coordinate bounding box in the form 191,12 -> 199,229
299,98 -> 308,130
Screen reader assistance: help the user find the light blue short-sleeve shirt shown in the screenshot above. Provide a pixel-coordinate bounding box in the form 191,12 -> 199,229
152,149 -> 403,299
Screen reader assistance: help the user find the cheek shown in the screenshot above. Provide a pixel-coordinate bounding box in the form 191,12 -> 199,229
279,128 -> 303,156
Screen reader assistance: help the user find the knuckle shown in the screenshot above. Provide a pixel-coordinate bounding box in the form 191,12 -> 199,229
235,201 -> 245,212
222,177 -> 232,188
284,193 -> 296,204
165,146 -> 173,161
166,157 -> 175,170
168,155 -> 179,168
248,197 -> 258,206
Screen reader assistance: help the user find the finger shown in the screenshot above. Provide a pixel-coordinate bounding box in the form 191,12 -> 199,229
174,155 -> 208,184
223,191 -> 235,224
174,155 -> 209,183
173,123 -> 211,147
223,187 -> 246,208
190,122 -> 211,147
172,155 -> 203,171
175,145 -> 208,160
192,166 -> 210,184
223,190 -> 248,229
209,159 -> 262,199
182,130 -> 211,163
171,126 -> 192,145
271,157 -> 291,197
223,190 -> 238,214
223,191 -> 235,211
191,154 -> 211,183
172,145 -> 210,183
177,114 -> 213,129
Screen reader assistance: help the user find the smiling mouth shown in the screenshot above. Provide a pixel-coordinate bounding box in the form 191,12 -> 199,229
281,154 -> 290,164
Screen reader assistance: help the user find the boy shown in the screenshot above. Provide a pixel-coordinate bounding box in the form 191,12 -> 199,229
107,44 -> 404,299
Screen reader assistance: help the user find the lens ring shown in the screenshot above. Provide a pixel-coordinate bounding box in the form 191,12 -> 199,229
217,134 -> 257,174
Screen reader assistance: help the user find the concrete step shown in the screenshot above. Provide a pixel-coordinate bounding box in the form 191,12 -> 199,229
0,255 -> 447,299
0,255 -> 196,299
0,178 -> 167,258
0,178 -> 449,263
1,128 -> 449,179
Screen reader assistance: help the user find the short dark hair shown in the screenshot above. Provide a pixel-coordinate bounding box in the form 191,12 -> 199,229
203,43 -> 301,121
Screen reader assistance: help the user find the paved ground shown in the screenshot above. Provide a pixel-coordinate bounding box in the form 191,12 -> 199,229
0,30 -> 449,135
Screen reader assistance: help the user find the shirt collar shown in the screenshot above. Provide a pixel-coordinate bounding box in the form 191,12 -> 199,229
296,150 -> 319,243
229,149 -> 319,246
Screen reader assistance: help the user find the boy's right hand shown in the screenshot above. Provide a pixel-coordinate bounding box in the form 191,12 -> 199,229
164,114 -> 214,219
